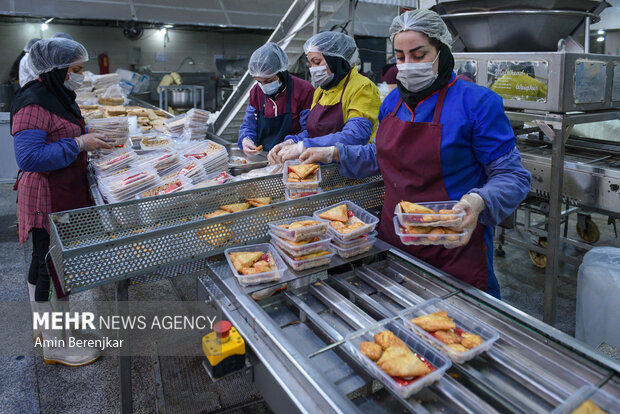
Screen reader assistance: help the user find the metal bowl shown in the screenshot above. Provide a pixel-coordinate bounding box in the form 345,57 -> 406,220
169,89 -> 193,108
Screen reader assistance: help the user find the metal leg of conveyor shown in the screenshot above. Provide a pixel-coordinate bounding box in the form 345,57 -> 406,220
543,121 -> 567,326
116,279 -> 133,414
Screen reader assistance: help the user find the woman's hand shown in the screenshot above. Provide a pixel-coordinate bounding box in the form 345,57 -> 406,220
242,137 -> 259,155
75,133 -> 113,152
278,142 -> 305,163
299,146 -> 338,164
448,193 -> 485,248
267,139 -> 294,164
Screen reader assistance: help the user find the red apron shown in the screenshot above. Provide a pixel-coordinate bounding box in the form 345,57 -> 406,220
375,84 -> 488,291
306,71 -> 351,138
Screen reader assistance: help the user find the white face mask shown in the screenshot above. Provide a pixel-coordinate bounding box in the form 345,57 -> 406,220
64,72 -> 84,91
309,65 -> 334,87
396,51 -> 441,93
356,64 -> 362,72
259,79 -> 281,96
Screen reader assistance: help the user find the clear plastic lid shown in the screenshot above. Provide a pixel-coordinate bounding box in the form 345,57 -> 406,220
267,216 -> 328,242
331,230 -> 377,248
395,201 -> 464,228
269,231 -> 332,258
344,319 -> 451,399
271,241 -> 334,272
330,238 -> 375,259
285,187 -> 323,200
399,298 -> 500,364
393,216 -> 467,247
224,243 -> 285,287
135,150 -> 181,173
139,135 -> 170,150
99,166 -> 160,202
91,149 -> 137,172
137,175 -> 192,199
314,200 -> 379,241
283,160 -> 322,190
551,385 -> 620,414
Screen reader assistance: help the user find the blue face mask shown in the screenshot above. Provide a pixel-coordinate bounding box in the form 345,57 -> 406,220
259,79 -> 281,95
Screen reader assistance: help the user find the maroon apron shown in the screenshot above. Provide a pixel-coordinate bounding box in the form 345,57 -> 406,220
375,84 -> 488,291
306,71 -> 352,138
47,118 -> 93,213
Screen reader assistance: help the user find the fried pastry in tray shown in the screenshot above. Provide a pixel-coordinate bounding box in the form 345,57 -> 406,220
410,311 -> 483,352
360,330 -> 432,379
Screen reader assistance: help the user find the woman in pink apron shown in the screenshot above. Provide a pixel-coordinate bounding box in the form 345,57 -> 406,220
11,38 -> 111,366
268,31 -> 381,164
300,10 -> 531,299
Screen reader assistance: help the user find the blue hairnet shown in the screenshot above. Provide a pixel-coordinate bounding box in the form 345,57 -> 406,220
304,32 -> 359,66
29,38 -> 89,75
52,32 -> 74,40
248,42 -> 289,78
24,38 -> 41,53
389,9 -> 452,48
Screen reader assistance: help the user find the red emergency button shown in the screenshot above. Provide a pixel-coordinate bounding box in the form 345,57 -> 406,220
213,321 -> 232,339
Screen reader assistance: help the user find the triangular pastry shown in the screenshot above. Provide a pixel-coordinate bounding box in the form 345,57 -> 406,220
318,204 -> 348,222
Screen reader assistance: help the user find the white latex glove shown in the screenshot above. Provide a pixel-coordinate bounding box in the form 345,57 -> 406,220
447,193 -> 485,248
278,141 -> 305,163
267,139 -> 294,165
75,133 -> 112,152
299,146 -> 338,164
242,137 -> 260,154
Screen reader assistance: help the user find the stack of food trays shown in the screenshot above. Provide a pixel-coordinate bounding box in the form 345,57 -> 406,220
163,114 -> 186,136
179,140 -> 228,176
399,298 -> 499,364
139,134 -> 170,150
267,217 -> 334,271
135,150 -> 183,176
137,175 -> 193,199
98,166 -> 161,203
193,171 -> 235,189
283,160 -> 321,193
91,149 -> 137,177
393,201 -> 467,247
224,243 -> 286,286
313,201 -> 379,258
285,187 -> 322,200
161,158 -> 207,184
182,108 -> 210,140
86,116 -> 130,149
345,319 -> 451,399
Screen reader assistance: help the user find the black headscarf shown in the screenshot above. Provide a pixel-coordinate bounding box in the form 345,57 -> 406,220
322,55 -> 351,90
10,67 -> 83,130
397,43 -> 455,111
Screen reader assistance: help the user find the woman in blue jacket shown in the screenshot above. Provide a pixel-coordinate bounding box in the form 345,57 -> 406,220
300,10 -> 531,299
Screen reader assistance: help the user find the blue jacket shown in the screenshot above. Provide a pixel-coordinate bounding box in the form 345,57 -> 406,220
336,74 -> 531,299
14,129 -> 80,172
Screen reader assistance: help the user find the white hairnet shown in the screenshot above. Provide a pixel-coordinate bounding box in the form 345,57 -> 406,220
24,38 -> 41,53
248,42 -> 289,78
29,38 -> 88,75
304,32 -> 359,66
52,32 -> 73,40
389,9 -> 452,48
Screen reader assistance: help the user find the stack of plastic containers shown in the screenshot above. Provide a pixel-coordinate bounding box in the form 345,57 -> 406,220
313,201 -> 379,259
135,150 -> 182,175
98,166 -> 161,202
163,114 -> 185,136
91,149 -> 137,177
137,175 -> 193,199
224,243 -> 286,286
282,160 -> 322,200
86,116 -> 130,152
392,201 -> 467,247
179,140 -> 228,176
268,216 -> 334,271
182,108 -> 210,140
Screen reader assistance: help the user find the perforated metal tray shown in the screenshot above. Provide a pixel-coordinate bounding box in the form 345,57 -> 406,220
48,164 -> 384,293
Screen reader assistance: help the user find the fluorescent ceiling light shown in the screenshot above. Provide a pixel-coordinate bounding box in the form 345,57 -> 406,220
596,36 -> 605,42
41,23 -> 48,31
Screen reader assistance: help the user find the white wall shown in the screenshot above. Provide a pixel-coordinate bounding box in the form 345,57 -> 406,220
1,22 -> 270,80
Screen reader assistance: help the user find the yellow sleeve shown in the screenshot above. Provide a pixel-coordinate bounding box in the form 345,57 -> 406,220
342,77 -> 382,142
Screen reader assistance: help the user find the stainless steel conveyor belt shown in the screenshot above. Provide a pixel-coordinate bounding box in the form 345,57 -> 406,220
199,247 -> 620,414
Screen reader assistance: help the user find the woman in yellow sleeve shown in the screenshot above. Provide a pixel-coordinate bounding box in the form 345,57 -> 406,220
268,31 -> 381,164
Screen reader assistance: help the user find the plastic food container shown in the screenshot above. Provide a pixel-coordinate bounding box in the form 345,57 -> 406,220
283,160 -> 321,190
267,216 -> 328,242
271,242 -> 334,272
139,136 -> 170,150
91,149 -> 136,173
344,319 -> 451,399
269,231 -> 332,258
285,187 -> 323,200
99,166 -> 161,202
224,244 -> 285,287
163,158 -> 207,184
137,175 -> 192,199
399,298 -> 500,364
314,200 -> 379,241
551,385 -> 620,414
331,231 -> 377,248
393,217 -> 467,247
331,237 -> 376,259
136,150 -> 181,173
395,201 -> 464,228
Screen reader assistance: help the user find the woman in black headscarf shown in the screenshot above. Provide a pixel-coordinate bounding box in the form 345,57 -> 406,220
11,37 -> 110,366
